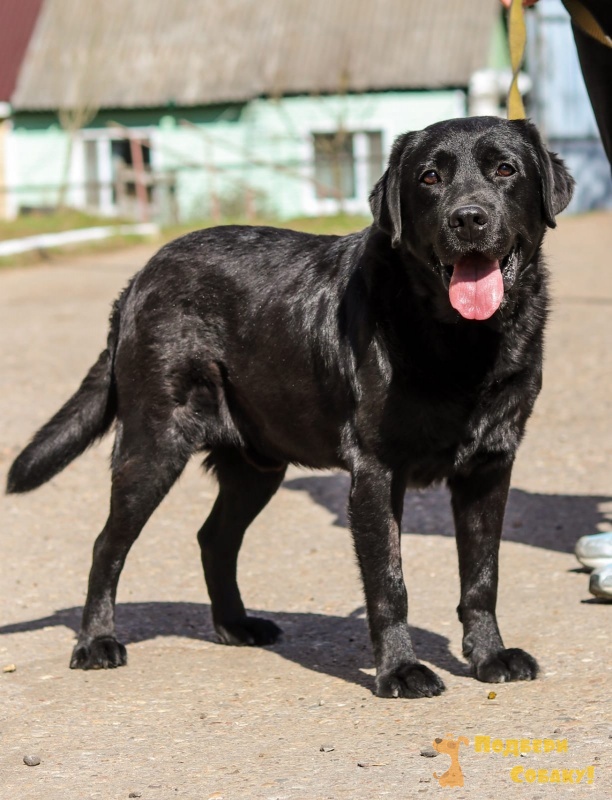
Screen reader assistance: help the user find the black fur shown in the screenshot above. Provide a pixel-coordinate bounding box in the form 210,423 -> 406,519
7,117 -> 573,696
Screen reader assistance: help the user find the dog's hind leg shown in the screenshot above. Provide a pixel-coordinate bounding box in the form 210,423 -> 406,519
199,448 -> 287,646
70,423 -> 191,670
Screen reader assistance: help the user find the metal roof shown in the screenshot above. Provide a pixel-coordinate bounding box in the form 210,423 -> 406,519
13,0 -> 500,110
0,0 -> 43,102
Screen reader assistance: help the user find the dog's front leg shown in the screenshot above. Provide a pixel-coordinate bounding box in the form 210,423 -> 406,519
449,460 -> 539,683
350,466 -> 445,698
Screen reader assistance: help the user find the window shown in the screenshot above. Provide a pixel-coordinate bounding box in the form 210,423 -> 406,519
84,139 -> 100,208
81,134 -> 152,214
313,130 -> 384,202
366,131 -> 383,192
313,132 -> 356,200
111,138 -> 152,204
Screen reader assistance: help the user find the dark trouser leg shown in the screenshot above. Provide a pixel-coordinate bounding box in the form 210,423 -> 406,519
449,460 -> 538,682
572,16 -> 612,167
349,464 -> 445,698
198,448 -> 286,646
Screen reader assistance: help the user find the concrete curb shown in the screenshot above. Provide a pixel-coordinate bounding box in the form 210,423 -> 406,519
0,222 -> 159,257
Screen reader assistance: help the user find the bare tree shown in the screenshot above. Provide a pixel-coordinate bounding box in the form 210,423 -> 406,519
56,2 -> 101,209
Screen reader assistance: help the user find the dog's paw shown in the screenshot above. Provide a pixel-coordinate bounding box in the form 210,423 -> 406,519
214,616 -> 282,646
473,648 -> 539,683
70,636 -> 127,670
375,662 -> 446,698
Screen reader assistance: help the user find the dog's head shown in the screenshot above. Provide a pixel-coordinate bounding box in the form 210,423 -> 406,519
370,117 -> 574,321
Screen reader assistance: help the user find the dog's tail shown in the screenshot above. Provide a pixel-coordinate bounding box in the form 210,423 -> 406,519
6,298 -> 122,494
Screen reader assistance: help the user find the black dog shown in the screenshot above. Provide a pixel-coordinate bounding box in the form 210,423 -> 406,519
7,117 -> 573,698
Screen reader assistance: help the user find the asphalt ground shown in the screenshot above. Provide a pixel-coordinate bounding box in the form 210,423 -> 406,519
1,213 -> 611,799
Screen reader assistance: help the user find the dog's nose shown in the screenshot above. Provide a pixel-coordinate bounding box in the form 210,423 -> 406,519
449,205 -> 489,241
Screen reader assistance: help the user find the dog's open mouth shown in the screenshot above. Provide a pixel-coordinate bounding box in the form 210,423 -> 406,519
443,250 -> 518,321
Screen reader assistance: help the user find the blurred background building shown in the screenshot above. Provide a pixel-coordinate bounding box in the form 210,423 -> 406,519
0,0 -> 43,220
0,0 -> 610,225
526,0 -> 612,213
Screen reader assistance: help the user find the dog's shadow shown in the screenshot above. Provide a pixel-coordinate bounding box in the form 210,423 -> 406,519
3,478 -> 607,688
284,473 -> 612,554
0,601 -> 469,689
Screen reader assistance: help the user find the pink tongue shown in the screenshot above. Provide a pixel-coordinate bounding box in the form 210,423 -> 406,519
449,254 -> 503,320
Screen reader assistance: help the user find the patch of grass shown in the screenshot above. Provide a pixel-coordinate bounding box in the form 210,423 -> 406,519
0,208 -> 155,270
279,213 -> 371,236
0,211 -> 372,269
159,213 -> 371,244
0,234 -> 148,270
0,209 -> 132,241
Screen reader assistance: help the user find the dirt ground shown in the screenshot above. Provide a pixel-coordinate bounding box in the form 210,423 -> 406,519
1,214 -> 610,800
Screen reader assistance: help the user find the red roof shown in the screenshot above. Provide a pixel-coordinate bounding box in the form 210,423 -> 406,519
0,0 -> 44,101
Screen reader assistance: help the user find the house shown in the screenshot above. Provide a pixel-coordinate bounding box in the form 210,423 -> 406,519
9,0 -> 509,222
0,0 -> 44,219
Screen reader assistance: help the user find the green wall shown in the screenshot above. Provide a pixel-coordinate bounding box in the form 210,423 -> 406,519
9,90 -> 466,221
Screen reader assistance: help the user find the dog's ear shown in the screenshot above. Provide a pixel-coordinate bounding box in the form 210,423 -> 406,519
369,132 -> 418,248
539,148 -> 575,228
519,120 -> 575,228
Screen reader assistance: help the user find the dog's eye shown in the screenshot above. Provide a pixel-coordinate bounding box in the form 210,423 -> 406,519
496,163 -> 515,177
421,170 -> 440,185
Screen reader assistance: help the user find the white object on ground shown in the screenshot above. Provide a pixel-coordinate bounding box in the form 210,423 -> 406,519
0,223 -> 159,257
